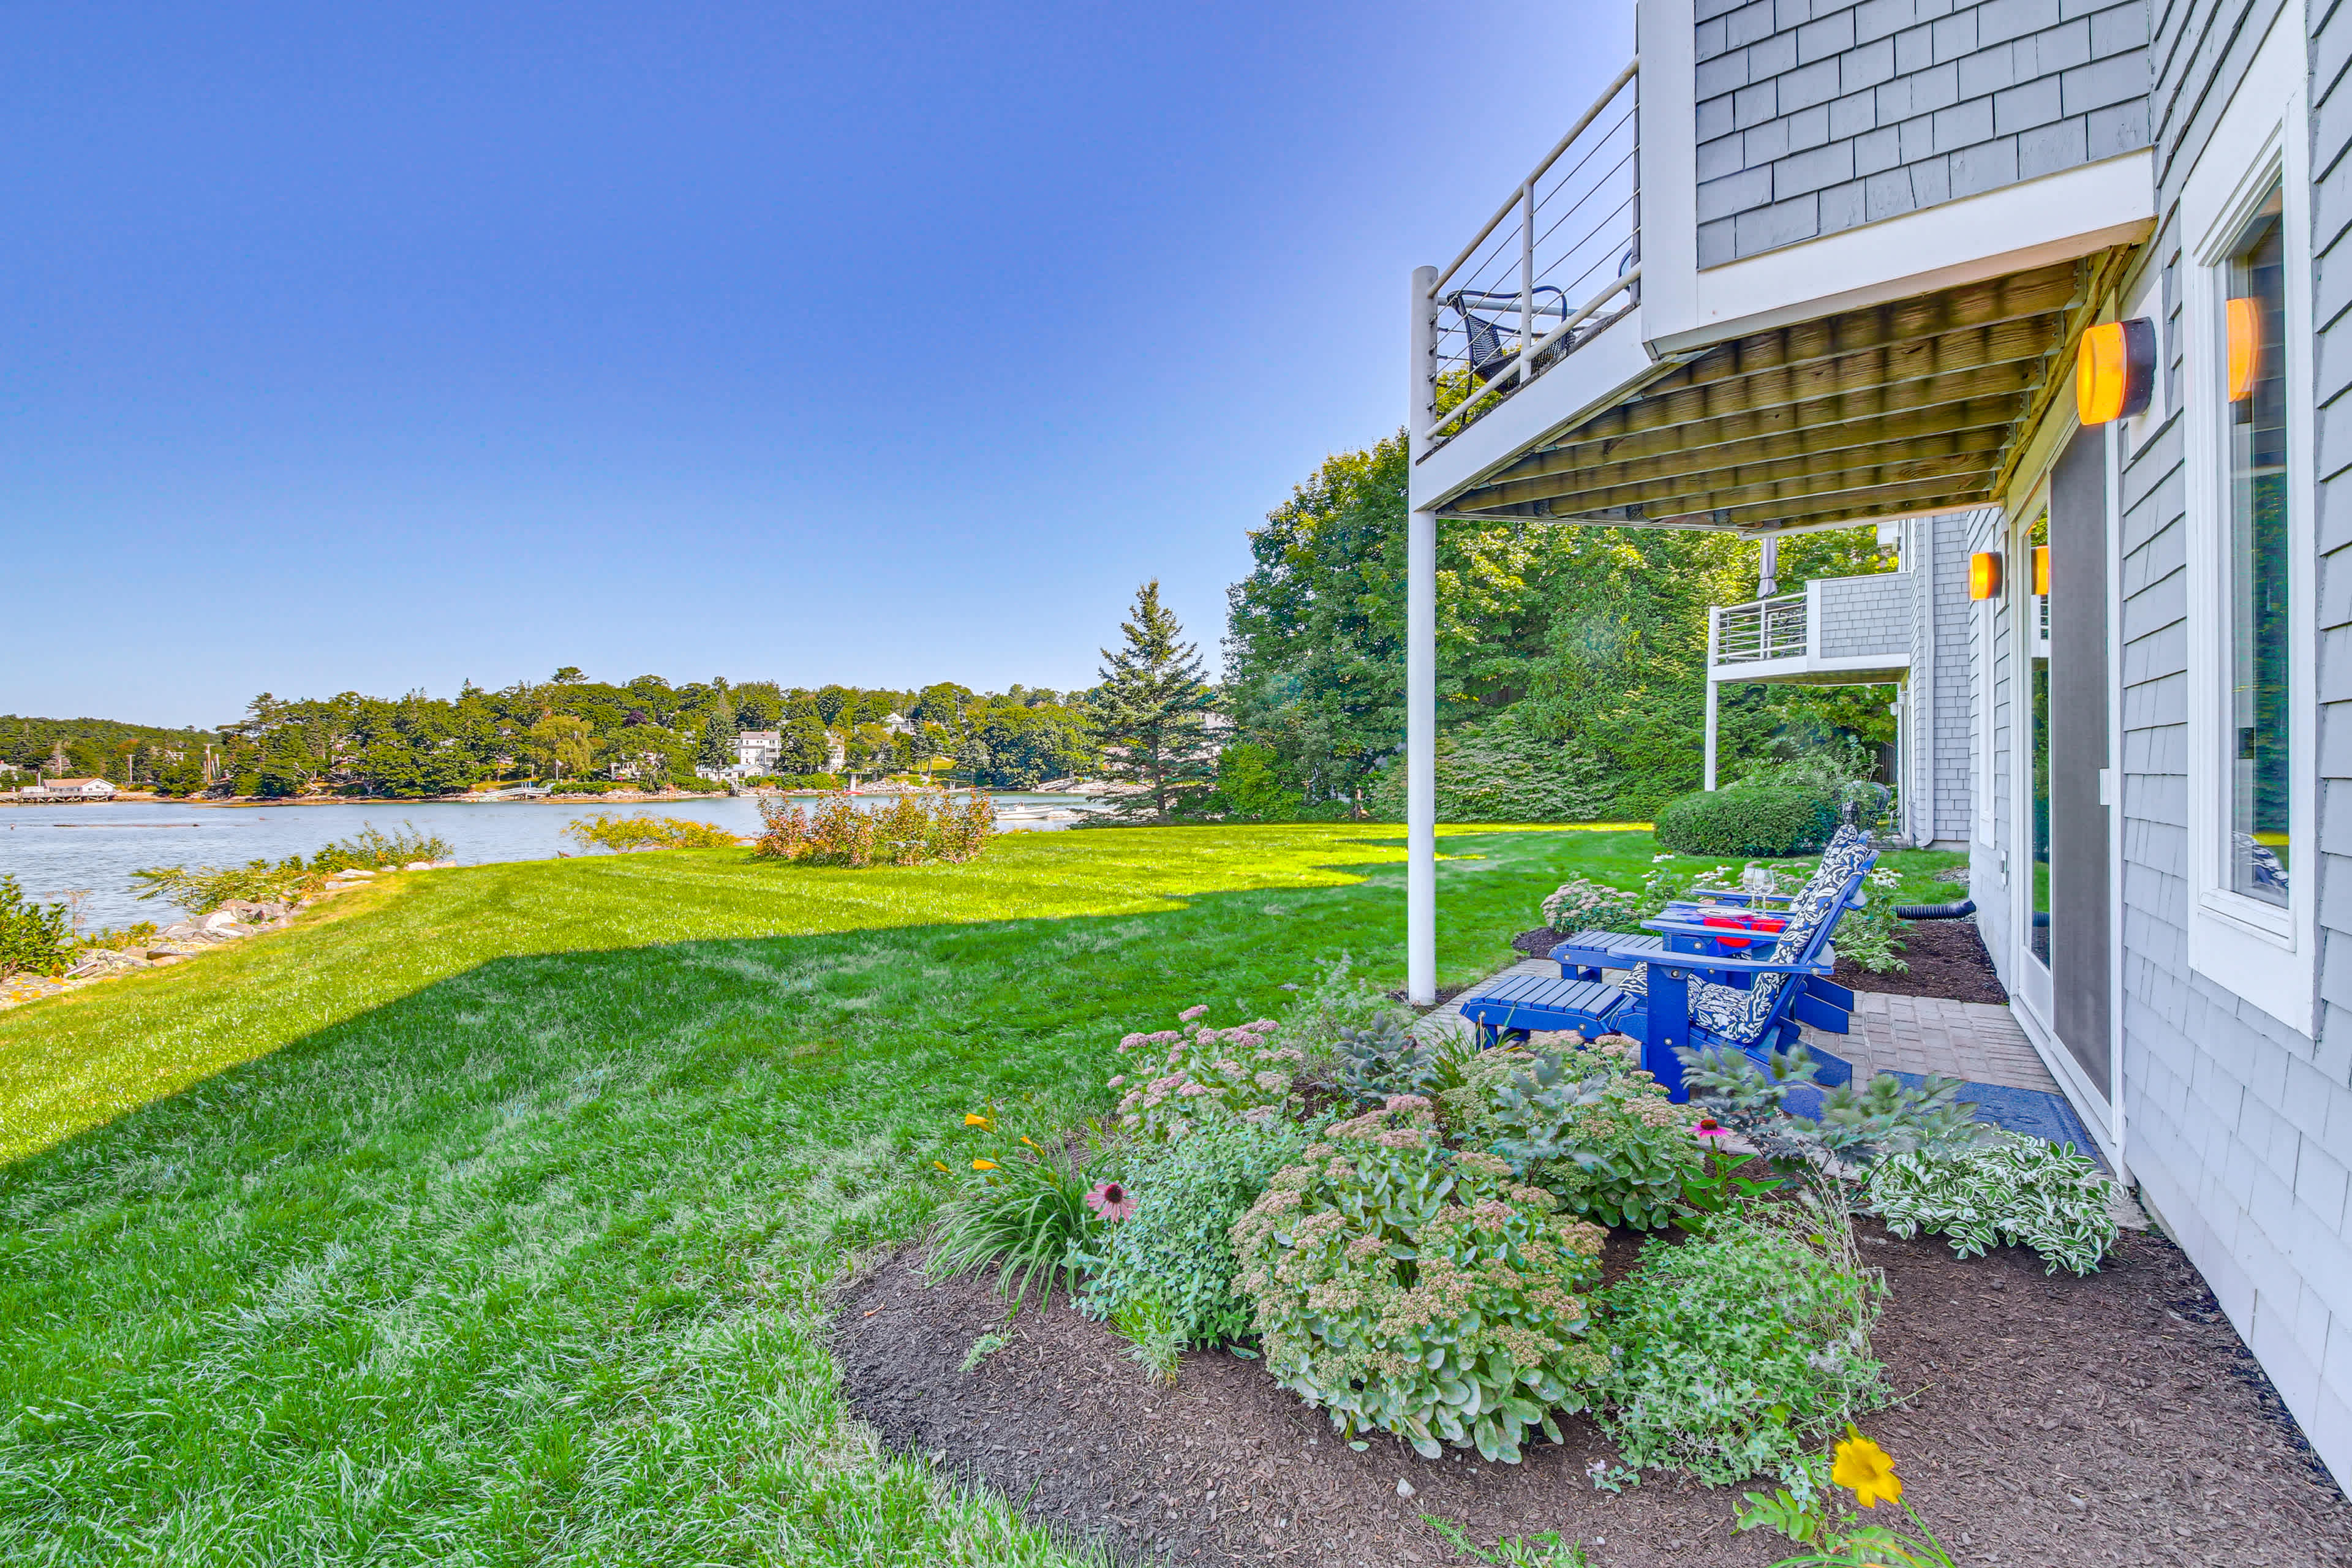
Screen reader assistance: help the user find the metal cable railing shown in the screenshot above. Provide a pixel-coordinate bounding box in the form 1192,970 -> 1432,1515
1714,594 -> 1809,665
1422,59 -> 1640,447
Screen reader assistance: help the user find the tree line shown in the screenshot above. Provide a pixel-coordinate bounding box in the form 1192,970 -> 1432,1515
9,674 -> 1101,799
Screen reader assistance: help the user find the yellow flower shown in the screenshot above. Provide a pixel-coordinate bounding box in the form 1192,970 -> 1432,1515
965,1113 -> 992,1129
931,1161 -> 950,1172
1020,1136 -> 1039,1148
971,1159 -> 998,1171
1832,1429 -> 1902,1509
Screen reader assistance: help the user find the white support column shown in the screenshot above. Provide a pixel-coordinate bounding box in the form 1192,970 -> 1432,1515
1408,266 -> 1439,1005
1703,608 -> 1720,791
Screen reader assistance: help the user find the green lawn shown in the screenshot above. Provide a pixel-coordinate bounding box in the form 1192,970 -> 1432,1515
0,824 -> 1961,1564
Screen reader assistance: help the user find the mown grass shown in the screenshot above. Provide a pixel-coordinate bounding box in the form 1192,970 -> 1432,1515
0,824 -> 1959,1565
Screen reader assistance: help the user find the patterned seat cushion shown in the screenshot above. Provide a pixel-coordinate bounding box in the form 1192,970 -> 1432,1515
1618,828 -> 1874,1045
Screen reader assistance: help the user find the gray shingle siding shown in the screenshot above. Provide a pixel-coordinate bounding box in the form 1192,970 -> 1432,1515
1816,571 -> 1913,656
1693,0 -> 2154,267
2098,0 -> 2352,1478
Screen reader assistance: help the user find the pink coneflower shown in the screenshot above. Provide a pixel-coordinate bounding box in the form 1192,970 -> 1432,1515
1691,1117 -> 1730,1140
1085,1180 -> 1137,1221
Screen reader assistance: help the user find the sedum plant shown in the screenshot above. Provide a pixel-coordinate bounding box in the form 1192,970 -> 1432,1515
1599,1194 -> 1886,1487
1070,1113 -> 1312,1345
1864,1128 -> 2118,1276
1110,1006 -> 1300,1140
1539,876 -> 1638,934
1229,1098 -> 1611,1463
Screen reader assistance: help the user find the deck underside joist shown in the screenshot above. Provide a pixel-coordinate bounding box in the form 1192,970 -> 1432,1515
1436,252 -> 2128,535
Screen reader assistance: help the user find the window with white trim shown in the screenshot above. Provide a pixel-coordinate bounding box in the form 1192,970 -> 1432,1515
2176,10 -> 2316,1033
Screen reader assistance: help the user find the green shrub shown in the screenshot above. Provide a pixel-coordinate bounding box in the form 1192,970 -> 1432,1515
1600,1197 -> 1886,1485
1264,956 -> 1410,1064
1864,1128 -> 2117,1276
132,823 -> 455,914
313,823 -> 454,869
1110,1007 -> 1299,1140
1370,709 -> 1612,823
0,876 -> 75,979
1072,1115 -> 1311,1346
564,812 -> 741,852
1654,787 -> 1837,857
1229,1099 -> 1611,1462
1449,1040 -> 1704,1230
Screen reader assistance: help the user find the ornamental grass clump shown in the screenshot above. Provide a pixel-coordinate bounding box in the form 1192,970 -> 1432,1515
1865,1127 -> 2118,1275
1110,1005 -> 1300,1140
1598,1196 -> 1887,1486
925,1112 -> 1104,1302
1229,1098 -> 1611,1463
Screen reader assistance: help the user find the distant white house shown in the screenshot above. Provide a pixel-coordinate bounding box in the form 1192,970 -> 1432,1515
26,777 -> 116,798
734,730 -> 782,774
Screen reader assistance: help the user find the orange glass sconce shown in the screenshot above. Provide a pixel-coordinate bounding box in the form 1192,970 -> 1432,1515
2226,296 -> 2263,402
1968,552 -> 2003,600
2032,545 -> 2051,597
2076,317 -> 2156,424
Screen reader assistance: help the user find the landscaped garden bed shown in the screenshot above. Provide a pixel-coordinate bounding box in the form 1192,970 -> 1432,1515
837,1220 -> 2351,1566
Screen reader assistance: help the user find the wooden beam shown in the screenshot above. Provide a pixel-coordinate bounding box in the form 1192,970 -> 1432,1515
1645,260 -> 2082,400
1469,391 -> 2030,497
1457,409 -> 2015,510
1525,449 -> 2000,522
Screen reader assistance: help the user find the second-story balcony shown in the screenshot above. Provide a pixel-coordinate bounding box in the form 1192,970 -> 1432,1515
1708,571 -> 1912,687
1408,1 -> 2158,541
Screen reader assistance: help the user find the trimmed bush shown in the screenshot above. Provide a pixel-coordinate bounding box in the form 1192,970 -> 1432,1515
1653,786 -> 1837,857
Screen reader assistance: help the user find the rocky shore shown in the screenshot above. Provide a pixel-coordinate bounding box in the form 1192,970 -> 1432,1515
0,862 -> 454,1011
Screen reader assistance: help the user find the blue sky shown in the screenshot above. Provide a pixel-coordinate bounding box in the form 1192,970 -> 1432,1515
4,2 -> 1633,728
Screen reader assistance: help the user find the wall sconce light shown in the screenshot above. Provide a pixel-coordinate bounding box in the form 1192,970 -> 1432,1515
2226,297 -> 2263,402
2076,317 -> 2157,424
2032,545 -> 2051,597
1969,552 -> 2003,600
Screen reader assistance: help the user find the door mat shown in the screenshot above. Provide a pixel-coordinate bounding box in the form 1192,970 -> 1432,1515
1890,1071 -> 2108,1170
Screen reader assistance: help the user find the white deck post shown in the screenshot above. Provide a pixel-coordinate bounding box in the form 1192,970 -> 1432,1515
1704,608 -> 1720,791
1408,266 -> 1439,1005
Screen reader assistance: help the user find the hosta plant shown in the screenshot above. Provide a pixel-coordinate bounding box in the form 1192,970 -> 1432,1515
1229,1098 -> 1611,1463
1456,1039 -> 1705,1230
1110,1006 -> 1299,1140
1864,1128 -> 2117,1276
1329,1014 -> 1472,1107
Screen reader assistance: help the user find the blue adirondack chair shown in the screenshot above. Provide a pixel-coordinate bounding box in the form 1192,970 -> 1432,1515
1457,831 -> 1877,1101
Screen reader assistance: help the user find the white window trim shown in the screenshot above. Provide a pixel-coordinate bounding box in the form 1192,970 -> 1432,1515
2179,11 -> 2318,1036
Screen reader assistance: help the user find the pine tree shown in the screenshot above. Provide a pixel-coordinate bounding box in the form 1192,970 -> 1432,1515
1091,581 -> 1213,817
696,698 -> 739,772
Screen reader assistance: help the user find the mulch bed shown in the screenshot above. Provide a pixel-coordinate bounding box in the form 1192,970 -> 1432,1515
1509,919 -> 2010,1007
834,1225 -> 2352,1567
1834,918 -> 2008,1006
